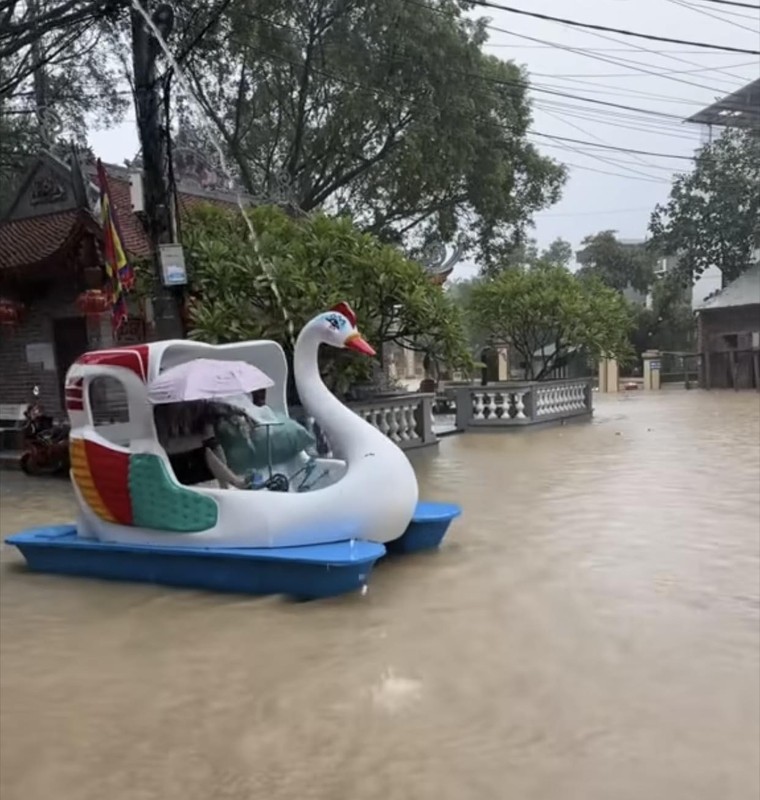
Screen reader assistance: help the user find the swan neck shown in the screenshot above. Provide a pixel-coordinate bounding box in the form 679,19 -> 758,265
294,326 -> 366,452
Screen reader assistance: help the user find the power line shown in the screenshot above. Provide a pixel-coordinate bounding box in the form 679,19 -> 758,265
667,0 -> 760,31
484,45 -> 756,52
532,100 -> 702,140
451,11 -> 748,92
530,75 -> 737,107
534,140 -> 682,179
696,0 -> 760,8
684,0 -> 760,19
503,1 -> 754,85
546,104 -> 688,176
559,161 -> 672,183
532,133 -> 695,160
537,206 -> 657,217
532,61 -> 757,78
462,0 -> 760,54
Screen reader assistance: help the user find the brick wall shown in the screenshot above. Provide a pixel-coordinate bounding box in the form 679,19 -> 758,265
0,279 -> 113,421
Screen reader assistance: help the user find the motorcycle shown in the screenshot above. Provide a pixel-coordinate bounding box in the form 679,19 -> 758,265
19,386 -> 70,476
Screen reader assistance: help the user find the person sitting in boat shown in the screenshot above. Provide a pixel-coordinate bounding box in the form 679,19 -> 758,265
202,394 -> 317,491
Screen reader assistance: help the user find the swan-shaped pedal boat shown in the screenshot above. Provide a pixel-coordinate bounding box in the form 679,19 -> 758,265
6,303 -> 461,599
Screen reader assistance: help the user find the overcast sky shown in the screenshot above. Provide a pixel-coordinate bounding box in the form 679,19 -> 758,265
87,0 -> 760,278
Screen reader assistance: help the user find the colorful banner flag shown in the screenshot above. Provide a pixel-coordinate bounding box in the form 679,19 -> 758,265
96,159 -> 133,333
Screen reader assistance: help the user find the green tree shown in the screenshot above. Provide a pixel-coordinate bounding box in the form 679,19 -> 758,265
479,236 -> 572,276
180,0 -> 565,264
649,128 -> 760,287
0,1 -> 129,211
467,263 -> 633,380
182,204 -> 471,399
446,277 -> 489,354
575,230 -> 656,295
630,276 -> 695,357
541,237 -> 573,269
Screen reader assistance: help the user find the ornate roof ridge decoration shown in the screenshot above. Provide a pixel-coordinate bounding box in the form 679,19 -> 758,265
418,240 -> 464,279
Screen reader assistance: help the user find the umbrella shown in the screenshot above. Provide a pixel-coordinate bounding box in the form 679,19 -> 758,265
148,359 -> 274,405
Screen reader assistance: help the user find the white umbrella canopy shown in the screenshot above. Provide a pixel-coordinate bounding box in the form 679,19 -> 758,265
148,359 -> 275,405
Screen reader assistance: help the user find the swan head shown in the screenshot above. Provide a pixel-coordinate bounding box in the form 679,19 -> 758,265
313,302 -> 376,357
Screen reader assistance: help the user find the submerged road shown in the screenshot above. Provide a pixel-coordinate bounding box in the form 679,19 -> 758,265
1,389 -> 758,800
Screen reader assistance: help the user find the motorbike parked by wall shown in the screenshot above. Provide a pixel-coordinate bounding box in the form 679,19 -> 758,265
19,386 -> 70,476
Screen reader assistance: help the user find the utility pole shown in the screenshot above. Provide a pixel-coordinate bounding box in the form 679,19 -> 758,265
131,0 -> 184,340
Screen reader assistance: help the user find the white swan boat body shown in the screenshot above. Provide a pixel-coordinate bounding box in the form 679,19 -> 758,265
64,305 -> 420,549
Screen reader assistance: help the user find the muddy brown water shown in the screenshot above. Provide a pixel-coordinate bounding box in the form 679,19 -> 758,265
1,390 -> 758,800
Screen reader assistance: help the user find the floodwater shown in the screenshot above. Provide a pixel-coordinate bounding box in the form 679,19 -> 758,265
1,390 -> 758,800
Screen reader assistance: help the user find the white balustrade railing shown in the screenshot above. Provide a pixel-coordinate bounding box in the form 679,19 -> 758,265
293,392 -> 438,455
454,378 -> 593,430
533,382 -> 589,417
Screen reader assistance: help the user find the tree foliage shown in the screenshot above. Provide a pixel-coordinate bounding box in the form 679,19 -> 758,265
178,0 -> 565,264
630,275 -> 695,358
649,128 -> 760,287
478,235 -> 573,276
182,203 -> 471,398
576,230 -> 656,294
467,263 -> 633,380
0,0 -> 130,210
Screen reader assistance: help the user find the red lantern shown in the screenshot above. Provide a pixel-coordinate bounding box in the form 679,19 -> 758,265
0,298 -> 24,327
76,289 -> 110,318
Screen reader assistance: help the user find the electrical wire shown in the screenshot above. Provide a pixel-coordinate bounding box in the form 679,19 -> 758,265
466,0 -> 753,86
461,0 -> 760,54
694,0 -> 759,8
537,206 -> 655,217
558,161 -> 673,183
537,104 -> 685,177
532,133 -> 695,160
683,0 -> 760,19
531,100 -> 703,140
666,0 -> 760,31
439,10 -> 751,92
533,140 -> 683,178
528,4 -> 756,84
531,61 -> 757,78
483,44 -> 756,51
529,75 -> 735,107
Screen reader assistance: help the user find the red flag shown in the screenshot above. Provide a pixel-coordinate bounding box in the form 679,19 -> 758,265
96,160 -> 131,332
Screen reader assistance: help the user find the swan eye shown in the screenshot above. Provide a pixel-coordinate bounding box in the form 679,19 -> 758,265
325,313 -> 347,332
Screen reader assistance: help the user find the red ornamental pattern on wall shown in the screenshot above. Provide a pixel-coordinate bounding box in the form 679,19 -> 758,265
0,298 -> 25,327
75,289 -> 110,318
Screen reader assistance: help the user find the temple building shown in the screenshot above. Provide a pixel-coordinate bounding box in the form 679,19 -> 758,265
0,151 -> 245,432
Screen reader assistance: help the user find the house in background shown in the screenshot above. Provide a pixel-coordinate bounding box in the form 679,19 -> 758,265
685,77 -> 760,145
696,264 -> 760,390
679,77 -> 760,302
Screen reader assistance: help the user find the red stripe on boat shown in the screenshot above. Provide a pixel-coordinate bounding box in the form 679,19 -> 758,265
67,400 -> 84,411
83,439 -> 133,524
77,345 -> 150,382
